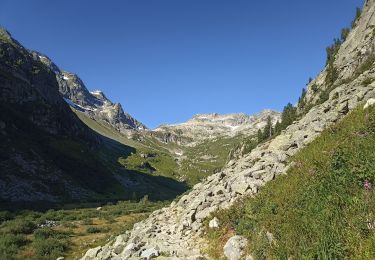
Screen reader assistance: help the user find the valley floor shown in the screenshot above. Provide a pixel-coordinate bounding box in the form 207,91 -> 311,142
0,199 -> 167,260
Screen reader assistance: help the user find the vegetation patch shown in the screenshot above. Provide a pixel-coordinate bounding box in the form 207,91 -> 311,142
0,199 -> 167,259
205,105 -> 375,259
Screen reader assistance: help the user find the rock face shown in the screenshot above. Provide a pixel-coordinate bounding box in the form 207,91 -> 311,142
152,110 -> 281,145
82,1 -> 375,259
34,53 -> 147,135
0,28 -> 108,202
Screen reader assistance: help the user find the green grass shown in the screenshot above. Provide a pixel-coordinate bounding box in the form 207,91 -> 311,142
0,199 -> 167,259
205,105 -> 375,259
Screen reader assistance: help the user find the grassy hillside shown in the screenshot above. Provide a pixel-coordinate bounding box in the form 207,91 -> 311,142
75,110 -> 251,186
205,104 -> 375,259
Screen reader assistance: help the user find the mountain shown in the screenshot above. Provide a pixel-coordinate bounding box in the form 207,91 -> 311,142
34,52 -> 147,136
82,0 -> 375,259
152,110 -> 280,145
0,28 -> 186,206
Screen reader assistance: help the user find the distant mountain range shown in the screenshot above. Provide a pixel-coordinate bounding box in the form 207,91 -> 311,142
153,110 -> 280,145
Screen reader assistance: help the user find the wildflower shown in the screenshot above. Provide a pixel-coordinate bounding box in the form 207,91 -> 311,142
364,180 -> 372,191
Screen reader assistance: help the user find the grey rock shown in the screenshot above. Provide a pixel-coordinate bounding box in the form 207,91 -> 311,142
112,234 -> 129,254
82,246 -> 102,260
140,247 -> 159,259
364,98 -> 375,109
223,235 -> 248,260
266,231 -> 274,244
209,217 -> 220,228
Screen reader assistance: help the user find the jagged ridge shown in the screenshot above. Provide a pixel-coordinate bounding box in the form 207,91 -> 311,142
34,52 -> 147,134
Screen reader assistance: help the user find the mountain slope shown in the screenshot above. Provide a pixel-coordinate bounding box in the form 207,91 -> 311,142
205,98 -> 375,259
0,28 -> 186,206
82,0 -> 375,258
34,53 -> 147,135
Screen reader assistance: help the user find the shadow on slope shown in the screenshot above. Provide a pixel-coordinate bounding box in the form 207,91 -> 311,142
0,102 -> 188,211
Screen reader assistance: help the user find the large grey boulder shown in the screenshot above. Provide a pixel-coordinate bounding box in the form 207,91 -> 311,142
223,235 -> 248,260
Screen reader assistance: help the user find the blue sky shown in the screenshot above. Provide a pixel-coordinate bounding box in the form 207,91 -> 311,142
0,0 -> 364,128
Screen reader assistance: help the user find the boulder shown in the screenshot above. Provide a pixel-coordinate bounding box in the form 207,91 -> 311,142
209,217 -> 220,228
112,234 -> 129,254
223,235 -> 248,260
364,98 -> 375,109
140,247 -> 159,259
82,246 -> 101,260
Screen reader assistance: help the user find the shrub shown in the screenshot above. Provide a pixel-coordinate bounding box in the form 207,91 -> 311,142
0,233 -> 28,259
352,7 -> 362,28
86,226 -> 101,233
33,228 -> 69,240
33,237 -> 68,259
362,78 -> 374,86
2,218 -> 36,234
82,218 -> 93,225
0,233 -> 28,249
0,211 -> 13,224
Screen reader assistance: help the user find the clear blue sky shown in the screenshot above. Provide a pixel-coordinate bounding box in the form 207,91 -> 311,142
0,0 -> 364,128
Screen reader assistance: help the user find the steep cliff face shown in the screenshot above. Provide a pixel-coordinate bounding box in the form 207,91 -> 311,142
152,110 -> 280,145
34,53 -> 147,135
82,1 -> 375,259
0,29 -> 96,139
0,28 -> 114,203
302,0 -> 375,109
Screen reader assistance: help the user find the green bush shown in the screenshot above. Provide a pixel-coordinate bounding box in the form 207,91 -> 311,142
33,237 -> 68,259
0,211 -> 13,224
86,226 -> 101,233
33,228 -> 69,240
1,218 -> 36,234
0,233 -> 28,259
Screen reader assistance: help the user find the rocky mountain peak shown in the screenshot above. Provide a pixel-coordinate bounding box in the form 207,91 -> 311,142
90,90 -> 109,102
34,52 -> 147,132
153,110 -> 281,145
